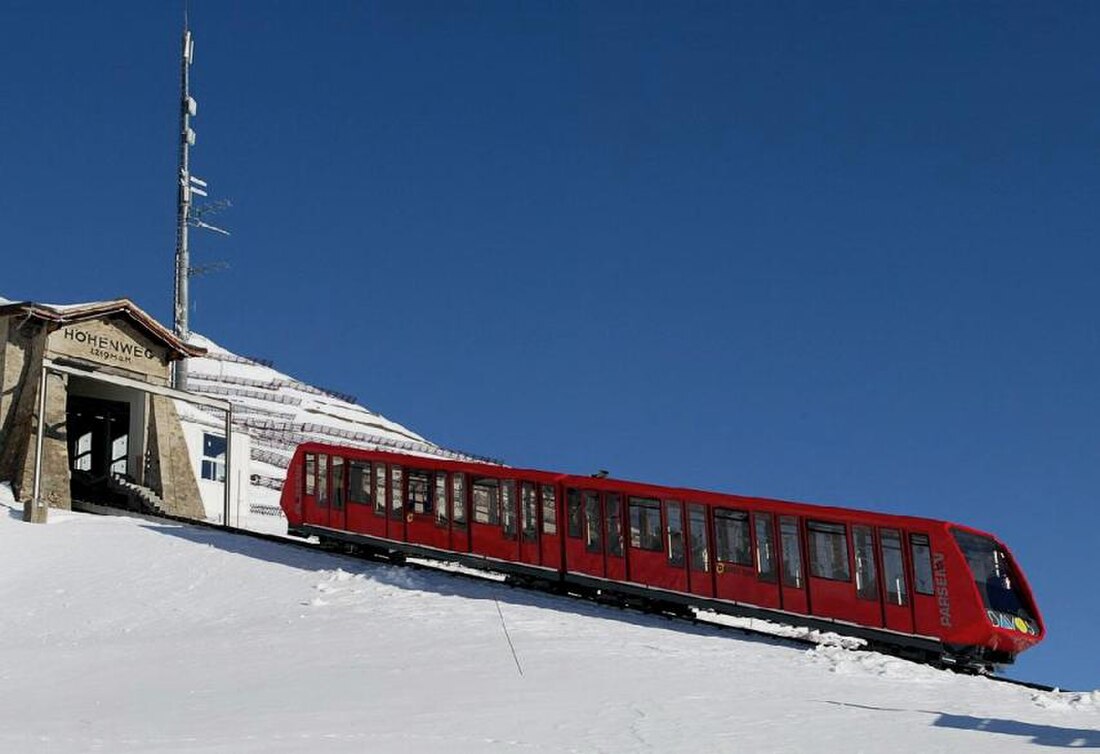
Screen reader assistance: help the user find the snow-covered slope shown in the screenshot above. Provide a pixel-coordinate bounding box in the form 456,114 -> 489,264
1,485 -> 1095,753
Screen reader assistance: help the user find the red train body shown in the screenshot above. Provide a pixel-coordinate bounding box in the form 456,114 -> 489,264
279,443 -> 1044,666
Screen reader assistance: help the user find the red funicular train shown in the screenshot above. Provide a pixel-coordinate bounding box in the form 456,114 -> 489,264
279,443 -> 1044,668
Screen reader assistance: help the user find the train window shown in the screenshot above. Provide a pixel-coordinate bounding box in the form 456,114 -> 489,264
473,478 -> 501,525
808,521 -> 850,581
374,462 -> 387,516
853,525 -> 878,600
521,483 -> 537,542
754,513 -> 776,582
584,492 -> 602,553
348,460 -> 370,505
714,508 -> 752,566
331,457 -> 345,511
567,489 -> 583,538
390,466 -> 404,519
688,504 -> 709,572
780,516 -> 803,588
541,485 -> 557,535
452,473 -> 467,528
628,497 -> 662,551
666,501 -> 685,567
317,455 -> 329,507
435,473 -> 449,527
304,453 -> 316,496
408,470 -> 432,515
606,493 -> 624,557
502,481 -> 517,539
910,533 -> 934,595
881,529 -> 908,605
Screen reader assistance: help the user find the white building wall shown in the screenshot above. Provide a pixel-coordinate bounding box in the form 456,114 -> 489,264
180,420 -> 251,524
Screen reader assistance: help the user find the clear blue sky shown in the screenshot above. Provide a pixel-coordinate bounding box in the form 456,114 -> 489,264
2,1 -> 1096,690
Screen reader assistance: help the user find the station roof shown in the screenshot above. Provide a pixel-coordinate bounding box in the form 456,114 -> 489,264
0,298 -> 206,360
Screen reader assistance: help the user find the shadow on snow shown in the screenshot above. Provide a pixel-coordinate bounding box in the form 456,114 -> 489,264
139,519 -> 804,653
822,701 -> 1099,748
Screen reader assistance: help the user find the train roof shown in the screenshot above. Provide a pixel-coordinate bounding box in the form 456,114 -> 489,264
292,441 -> 989,539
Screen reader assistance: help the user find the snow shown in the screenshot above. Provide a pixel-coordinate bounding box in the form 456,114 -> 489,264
1,484 -> 1096,753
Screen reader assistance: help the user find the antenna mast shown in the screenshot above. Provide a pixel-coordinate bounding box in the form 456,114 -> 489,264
172,14 -> 229,390
173,24 -> 196,390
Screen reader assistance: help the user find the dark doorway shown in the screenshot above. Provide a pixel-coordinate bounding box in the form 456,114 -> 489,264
66,394 -> 130,505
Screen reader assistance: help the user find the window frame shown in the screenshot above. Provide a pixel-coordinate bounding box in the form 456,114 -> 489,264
628,497 -> 663,551
713,507 -> 753,566
807,520 -> 852,582
910,532 -> 935,595
347,460 -> 371,505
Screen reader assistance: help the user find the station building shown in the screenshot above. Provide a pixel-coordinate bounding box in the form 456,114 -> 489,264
0,298 -> 225,522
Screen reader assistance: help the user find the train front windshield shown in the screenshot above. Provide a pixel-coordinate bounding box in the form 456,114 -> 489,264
952,529 -> 1036,623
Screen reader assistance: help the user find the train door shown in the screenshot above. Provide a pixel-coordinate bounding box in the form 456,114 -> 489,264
450,472 -> 470,553
685,503 -> 713,598
328,456 -> 347,531
538,483 -> 561,570
712,507 -> 780,607
604,492 -> 626,582
907,532 -> 942,637
301,452 -> 328,527
878,528 -> 914,633
404,468 -> 449,550
469,476 -> 518,561
387,464 -> 406,542
625,497 -> 688,593
518,482 -> 540,565
778,515 -> 809,614
804,520 -> 856,621
344,458 -> 374,535
357,461 -> 388,540
564,488 -> 605,578
849,524 -> 884,627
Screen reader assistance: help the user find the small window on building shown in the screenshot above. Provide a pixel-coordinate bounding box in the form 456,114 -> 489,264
584,491 -> 602,553
754,513 -> 776,582
567,489 -> 583,538
628,497 -> 662,551
502,480 -> 517,539
390,465 -> 404,519
666,501 -> 685,567
714,508 -> 752,566
317,455 -> 329,507
201,433 -> 227,482
688,504 -> 709,572
853,525 -> 878,600
881,529 -> 908,605
808,521 -> 850,582
473,477 -> 500,525
373,462 -> 387,516
910,533 -> 934,595
304,453 -> 316,496
331,456 -> 345,510
541,485 -> 557,535
408,470 -> 432,515
435,473 -> 449,527
452,473 -> 467,528
606,493 -> 623,557
348,460 -> 370,505
780,516 -> 803,588
521,483 -> 537,542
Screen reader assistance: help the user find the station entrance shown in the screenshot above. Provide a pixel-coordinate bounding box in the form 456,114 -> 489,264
66,394 -> 132,506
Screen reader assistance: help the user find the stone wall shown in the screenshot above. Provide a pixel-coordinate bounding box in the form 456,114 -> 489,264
147,395 -> 205,519
0,322 -> 72,520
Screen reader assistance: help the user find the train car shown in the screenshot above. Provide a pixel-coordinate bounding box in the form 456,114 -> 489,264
279,443 -> 1044,668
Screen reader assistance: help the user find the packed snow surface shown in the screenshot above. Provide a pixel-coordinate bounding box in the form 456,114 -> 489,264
1,488 -> 1096,752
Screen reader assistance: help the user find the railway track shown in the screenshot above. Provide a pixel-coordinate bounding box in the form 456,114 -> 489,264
74,501 -> 1062,693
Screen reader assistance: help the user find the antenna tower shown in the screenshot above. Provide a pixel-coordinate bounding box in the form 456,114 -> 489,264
172,13 -> 229,390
